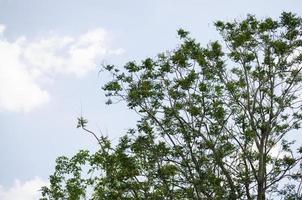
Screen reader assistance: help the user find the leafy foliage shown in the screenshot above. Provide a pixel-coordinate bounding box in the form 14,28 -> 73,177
41,13 -> 302,200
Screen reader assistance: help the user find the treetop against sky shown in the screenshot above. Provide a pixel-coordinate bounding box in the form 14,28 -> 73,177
0,1 -> 301,199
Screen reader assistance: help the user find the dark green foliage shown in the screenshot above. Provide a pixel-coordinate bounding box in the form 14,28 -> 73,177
41,13 -> 302,200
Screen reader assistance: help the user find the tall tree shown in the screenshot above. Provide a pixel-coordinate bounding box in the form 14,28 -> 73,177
41,12 -> 302,200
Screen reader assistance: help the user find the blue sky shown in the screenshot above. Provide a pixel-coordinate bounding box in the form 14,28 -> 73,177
0,0 -> 301,199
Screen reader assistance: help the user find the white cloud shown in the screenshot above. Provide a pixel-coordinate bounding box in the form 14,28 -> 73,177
0,24 -> 5,35
0,177 -> 48,200
0,25 -> 123,112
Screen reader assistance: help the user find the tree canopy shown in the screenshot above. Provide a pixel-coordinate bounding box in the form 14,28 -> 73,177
41,12 -> 302,200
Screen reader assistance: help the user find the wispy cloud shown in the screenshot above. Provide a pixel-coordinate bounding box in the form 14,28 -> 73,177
0,25 -> 123,112
0,177 -> 48,200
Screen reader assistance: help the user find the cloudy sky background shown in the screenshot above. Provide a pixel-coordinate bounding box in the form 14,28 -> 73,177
0,0 -> 301,199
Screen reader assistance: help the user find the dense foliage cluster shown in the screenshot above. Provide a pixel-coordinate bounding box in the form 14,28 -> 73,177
41,13 -> 302,200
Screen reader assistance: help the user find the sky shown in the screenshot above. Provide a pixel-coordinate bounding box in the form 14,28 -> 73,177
0,0 -> 301,199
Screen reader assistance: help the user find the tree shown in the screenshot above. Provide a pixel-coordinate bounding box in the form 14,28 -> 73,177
40,12 -> 302,200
